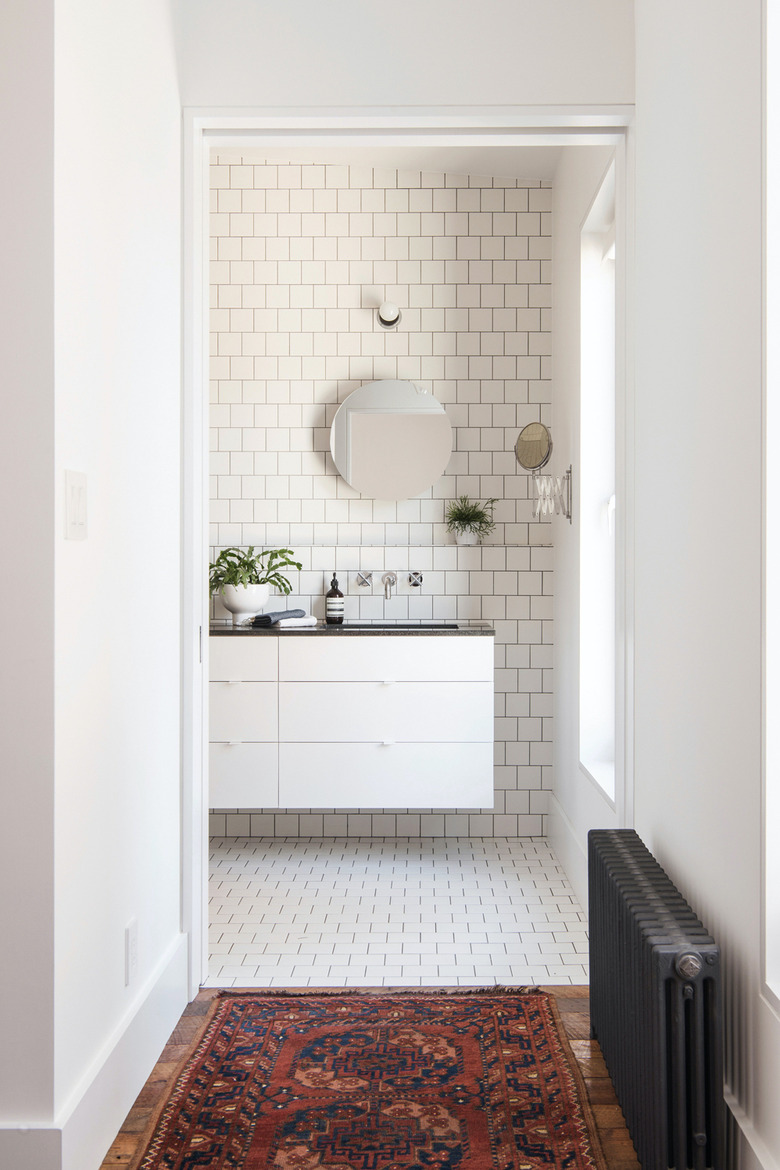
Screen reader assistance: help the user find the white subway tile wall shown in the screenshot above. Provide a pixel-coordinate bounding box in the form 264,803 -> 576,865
209,153 -> 553,836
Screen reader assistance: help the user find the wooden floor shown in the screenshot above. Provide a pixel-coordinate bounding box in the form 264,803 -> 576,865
99,986 -> 640,1170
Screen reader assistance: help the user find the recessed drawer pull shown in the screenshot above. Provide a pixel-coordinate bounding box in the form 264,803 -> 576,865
381,740 -> 395,746
226,679 -> 239,685
382,679 -> 396,686
226,741 -> 240,746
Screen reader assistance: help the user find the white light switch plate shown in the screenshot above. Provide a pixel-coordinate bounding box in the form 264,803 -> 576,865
65,470 -> 87,540
125,918 -> 138,987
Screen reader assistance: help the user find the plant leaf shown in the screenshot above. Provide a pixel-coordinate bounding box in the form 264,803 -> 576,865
208,545 -> 301,596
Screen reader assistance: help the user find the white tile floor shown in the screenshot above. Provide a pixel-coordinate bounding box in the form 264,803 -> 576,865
207,837 -> 589,988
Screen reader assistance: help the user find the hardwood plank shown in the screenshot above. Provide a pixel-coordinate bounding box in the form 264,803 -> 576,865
554,987 -> 640,1170
593,1103 -> 631,1127
561,1010 -> 591,1039
582,1079 -> 624,1105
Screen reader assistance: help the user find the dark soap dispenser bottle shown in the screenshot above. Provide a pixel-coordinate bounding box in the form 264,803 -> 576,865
325,572 -> 344,625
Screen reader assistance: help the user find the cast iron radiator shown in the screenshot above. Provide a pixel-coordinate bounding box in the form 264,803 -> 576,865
588,829 -> 723,1170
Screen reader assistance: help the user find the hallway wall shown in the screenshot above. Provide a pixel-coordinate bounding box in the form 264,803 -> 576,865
0,0 -> 187,1167
632,2 -> 774,1166
53,0 -> 185,1143
0,0 -> 56,1129
173,0 -> 634,109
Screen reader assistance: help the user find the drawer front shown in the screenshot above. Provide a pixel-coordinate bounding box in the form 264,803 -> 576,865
279,681 -> 493,743
209,681 -> 278,741
210,636 -> 278,681
209,742 -> 278,808
279,635 -> 492,683
280,742 -> 494,809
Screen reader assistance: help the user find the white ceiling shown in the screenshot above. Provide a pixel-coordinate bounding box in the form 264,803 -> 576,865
211,143 -> 563,182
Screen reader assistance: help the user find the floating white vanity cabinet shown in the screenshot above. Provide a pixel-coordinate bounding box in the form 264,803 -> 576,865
209,630 -> 494,810
209,637 -> 279,808
278,636 -> 494,809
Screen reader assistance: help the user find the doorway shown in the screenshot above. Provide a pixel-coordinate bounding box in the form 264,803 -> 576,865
183,113 -> 633,997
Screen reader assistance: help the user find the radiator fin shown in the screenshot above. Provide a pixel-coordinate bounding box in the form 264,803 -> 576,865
588,829 -> 724,1170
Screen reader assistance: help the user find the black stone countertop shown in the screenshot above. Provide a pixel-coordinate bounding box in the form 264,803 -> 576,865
210,619 -> 494,637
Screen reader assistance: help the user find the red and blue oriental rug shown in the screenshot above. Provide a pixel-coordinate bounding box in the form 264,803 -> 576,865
133,988 -> 606,1170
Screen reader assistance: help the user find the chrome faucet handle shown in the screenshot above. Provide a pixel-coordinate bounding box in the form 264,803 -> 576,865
409,571 -> 423,588
356,571 -> 373,588
381,572 -> 397,600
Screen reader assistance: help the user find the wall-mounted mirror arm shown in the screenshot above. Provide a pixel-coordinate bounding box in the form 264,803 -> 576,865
515,422 -> 571,522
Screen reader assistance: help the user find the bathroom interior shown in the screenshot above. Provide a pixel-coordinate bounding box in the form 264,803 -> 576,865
206,138 -> 619,988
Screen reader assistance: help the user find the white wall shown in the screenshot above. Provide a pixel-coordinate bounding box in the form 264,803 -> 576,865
549,145 -> 617,907
0,0 -> 56,1128
633,3 -> 778,1166
1,0 -> 186,1166
173,0 -> 634,109
52,0 -> 185,1154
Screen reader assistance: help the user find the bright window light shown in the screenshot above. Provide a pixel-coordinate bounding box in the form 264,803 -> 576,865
579,165 -> 616,799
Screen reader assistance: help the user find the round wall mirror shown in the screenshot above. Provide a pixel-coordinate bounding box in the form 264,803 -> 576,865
515,421 -> 553,471
330,379 -> 452,501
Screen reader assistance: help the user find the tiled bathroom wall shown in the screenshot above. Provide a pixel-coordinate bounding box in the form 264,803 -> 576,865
208,152 -> 553,837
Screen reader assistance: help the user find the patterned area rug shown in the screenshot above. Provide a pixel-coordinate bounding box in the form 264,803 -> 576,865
133,988 -> 606,1170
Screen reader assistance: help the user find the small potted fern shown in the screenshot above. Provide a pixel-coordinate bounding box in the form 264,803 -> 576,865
209,546 -> 302,624
445,495 -> 498,545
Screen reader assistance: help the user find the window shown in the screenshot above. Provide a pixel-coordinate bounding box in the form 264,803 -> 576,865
579,165 -> 617,798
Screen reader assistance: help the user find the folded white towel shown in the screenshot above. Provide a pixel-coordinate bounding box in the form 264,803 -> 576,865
276,615 -> 318,627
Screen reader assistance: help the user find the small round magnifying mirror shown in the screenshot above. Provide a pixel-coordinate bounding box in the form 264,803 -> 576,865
515,422 -> 553,471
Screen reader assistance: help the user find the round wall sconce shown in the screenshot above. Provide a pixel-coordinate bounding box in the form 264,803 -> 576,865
377,301 -> 402,329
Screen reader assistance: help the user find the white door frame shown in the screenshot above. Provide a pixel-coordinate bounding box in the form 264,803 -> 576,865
181,107 -> 634,997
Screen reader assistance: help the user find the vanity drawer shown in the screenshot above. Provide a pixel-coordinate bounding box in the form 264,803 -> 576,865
279,681 -> 493,743
279,636 -> 492,683
280,742 -> 494,809
209,681 -> 278,741
209,742 -> 278,807
210,637 -> 278,681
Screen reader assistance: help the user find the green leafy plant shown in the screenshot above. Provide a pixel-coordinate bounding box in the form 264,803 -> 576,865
445,495 -> 498,543
209,547 -> 302,596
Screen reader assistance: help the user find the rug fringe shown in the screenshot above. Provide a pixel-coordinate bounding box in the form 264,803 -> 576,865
216,985 -> 546,1000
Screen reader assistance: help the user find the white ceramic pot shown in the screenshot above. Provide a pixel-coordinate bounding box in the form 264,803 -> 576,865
219,583 -> 270,624
454,529 -> 479,546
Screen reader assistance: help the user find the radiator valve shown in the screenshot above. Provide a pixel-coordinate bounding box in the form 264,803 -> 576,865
675,952 -> 703,980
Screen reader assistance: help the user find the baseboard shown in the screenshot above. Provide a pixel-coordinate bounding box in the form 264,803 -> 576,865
547,792 -> 589,914
726,1090 -> 780,1170
62,933 -> 189,1170
0,933 -> 189,1170
0,1129 -> 62,1167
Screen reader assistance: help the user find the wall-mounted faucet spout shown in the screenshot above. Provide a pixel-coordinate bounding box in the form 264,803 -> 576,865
382,572 -> 397,600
